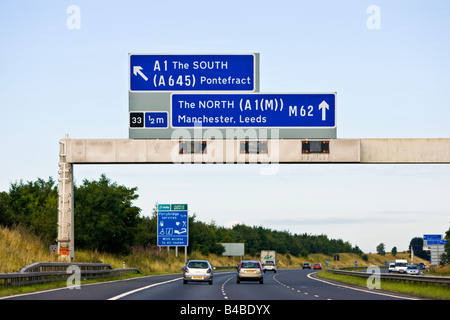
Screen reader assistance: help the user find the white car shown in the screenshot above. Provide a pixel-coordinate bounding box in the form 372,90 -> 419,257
262,260 -> 277,273
406,264 -> 420,275
182,260 -> 214,285
388,263 -> 396,273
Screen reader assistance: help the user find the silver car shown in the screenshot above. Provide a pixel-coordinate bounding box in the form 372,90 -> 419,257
406,264 -> 420,275
236,260 -> 264,284
182,260 -> 214,285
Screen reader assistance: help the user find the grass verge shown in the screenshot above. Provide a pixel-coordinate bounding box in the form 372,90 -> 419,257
317,270 -> 450,300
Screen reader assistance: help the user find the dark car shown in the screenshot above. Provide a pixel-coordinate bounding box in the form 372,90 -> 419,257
313,263 -> 322,270
302,262 -> 311,269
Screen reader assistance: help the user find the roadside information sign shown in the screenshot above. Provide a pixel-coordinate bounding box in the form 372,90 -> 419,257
157,204 -> 188,246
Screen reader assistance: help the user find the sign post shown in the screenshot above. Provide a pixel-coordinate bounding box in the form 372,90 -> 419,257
424,234 -> 448,265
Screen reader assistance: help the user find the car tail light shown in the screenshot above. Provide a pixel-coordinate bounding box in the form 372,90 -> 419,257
185,267 -> 189,273
207,268 -> 211,274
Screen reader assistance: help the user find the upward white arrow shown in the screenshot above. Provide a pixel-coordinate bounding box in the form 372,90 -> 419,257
133,66 -> 148,81
318,100 -> 329,121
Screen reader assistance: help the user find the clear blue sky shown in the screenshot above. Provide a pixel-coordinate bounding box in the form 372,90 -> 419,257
1,0 -> 449,253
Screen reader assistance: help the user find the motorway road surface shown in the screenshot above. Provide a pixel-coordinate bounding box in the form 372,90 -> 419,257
2,269 -> 417,301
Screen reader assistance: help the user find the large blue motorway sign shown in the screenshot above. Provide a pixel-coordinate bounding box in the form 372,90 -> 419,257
170,93 -> 336,128
157,205 -> 188,246
129,54 -> 256,92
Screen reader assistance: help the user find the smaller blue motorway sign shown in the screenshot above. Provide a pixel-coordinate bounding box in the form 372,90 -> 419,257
157,205 -> 188,246
129,112 -> 168,128
129,54 -> 256,92
426,240 -> 448,245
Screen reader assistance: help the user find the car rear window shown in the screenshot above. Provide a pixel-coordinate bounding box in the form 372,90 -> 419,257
188,262 -> 208,268
241,262 -> 260,269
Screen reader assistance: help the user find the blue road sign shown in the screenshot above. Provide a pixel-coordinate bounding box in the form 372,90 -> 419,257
170,93 -> 336,128
129,54 -> 256,92
144,112 -> 168,128
157,210 -> 188,246
424,234 -> 442,240
129,112 -> 168,128
426,240 -> 447,245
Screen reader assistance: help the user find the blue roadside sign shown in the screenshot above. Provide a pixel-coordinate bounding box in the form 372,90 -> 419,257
157,204 -> 188,246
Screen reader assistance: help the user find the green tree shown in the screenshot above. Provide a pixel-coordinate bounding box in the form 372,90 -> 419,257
1,177 -> 58,244
352,245 -> 363,256
74,174 -> 141,254
444,226 -> 450,262
0,191 -> 11,226
409,237 -> 429,261
189,217 -> 224,256
391,246 -> 397,256
376,243 -> 386,255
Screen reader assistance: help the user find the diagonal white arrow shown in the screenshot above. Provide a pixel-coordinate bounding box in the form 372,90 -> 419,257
318,100 -> 329,121
133,66 -> 148,81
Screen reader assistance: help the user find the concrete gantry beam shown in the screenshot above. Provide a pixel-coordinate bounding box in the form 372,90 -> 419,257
57,137 -> 450,261
63,138 -> 450,164
64,138 -> 362,164
360,138 -> 450,164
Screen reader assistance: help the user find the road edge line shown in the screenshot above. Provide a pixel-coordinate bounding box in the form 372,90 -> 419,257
108,277 -> 182,300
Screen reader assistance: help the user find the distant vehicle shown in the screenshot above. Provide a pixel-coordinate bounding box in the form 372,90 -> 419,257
388,263 -> 396,273
181,260 -> 214,285
262,260 -> 277,273
261,250 -> 277,273
418,262 -> 426,270
302,262 -> 311,269
394,259 -> 408,273
237,260 -> 264,284
313,263 -> 323,270
406,264 -> 420,275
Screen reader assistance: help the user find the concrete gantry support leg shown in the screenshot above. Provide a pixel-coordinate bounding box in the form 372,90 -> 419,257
57,137 -> 74,262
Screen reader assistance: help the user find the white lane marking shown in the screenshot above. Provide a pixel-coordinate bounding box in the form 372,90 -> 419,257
307,272 -> 419,300
108,277 -> 182,300
221,276 -> 233,300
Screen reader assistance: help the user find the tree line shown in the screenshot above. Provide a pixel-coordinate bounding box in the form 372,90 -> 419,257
3,175 -> 445,259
